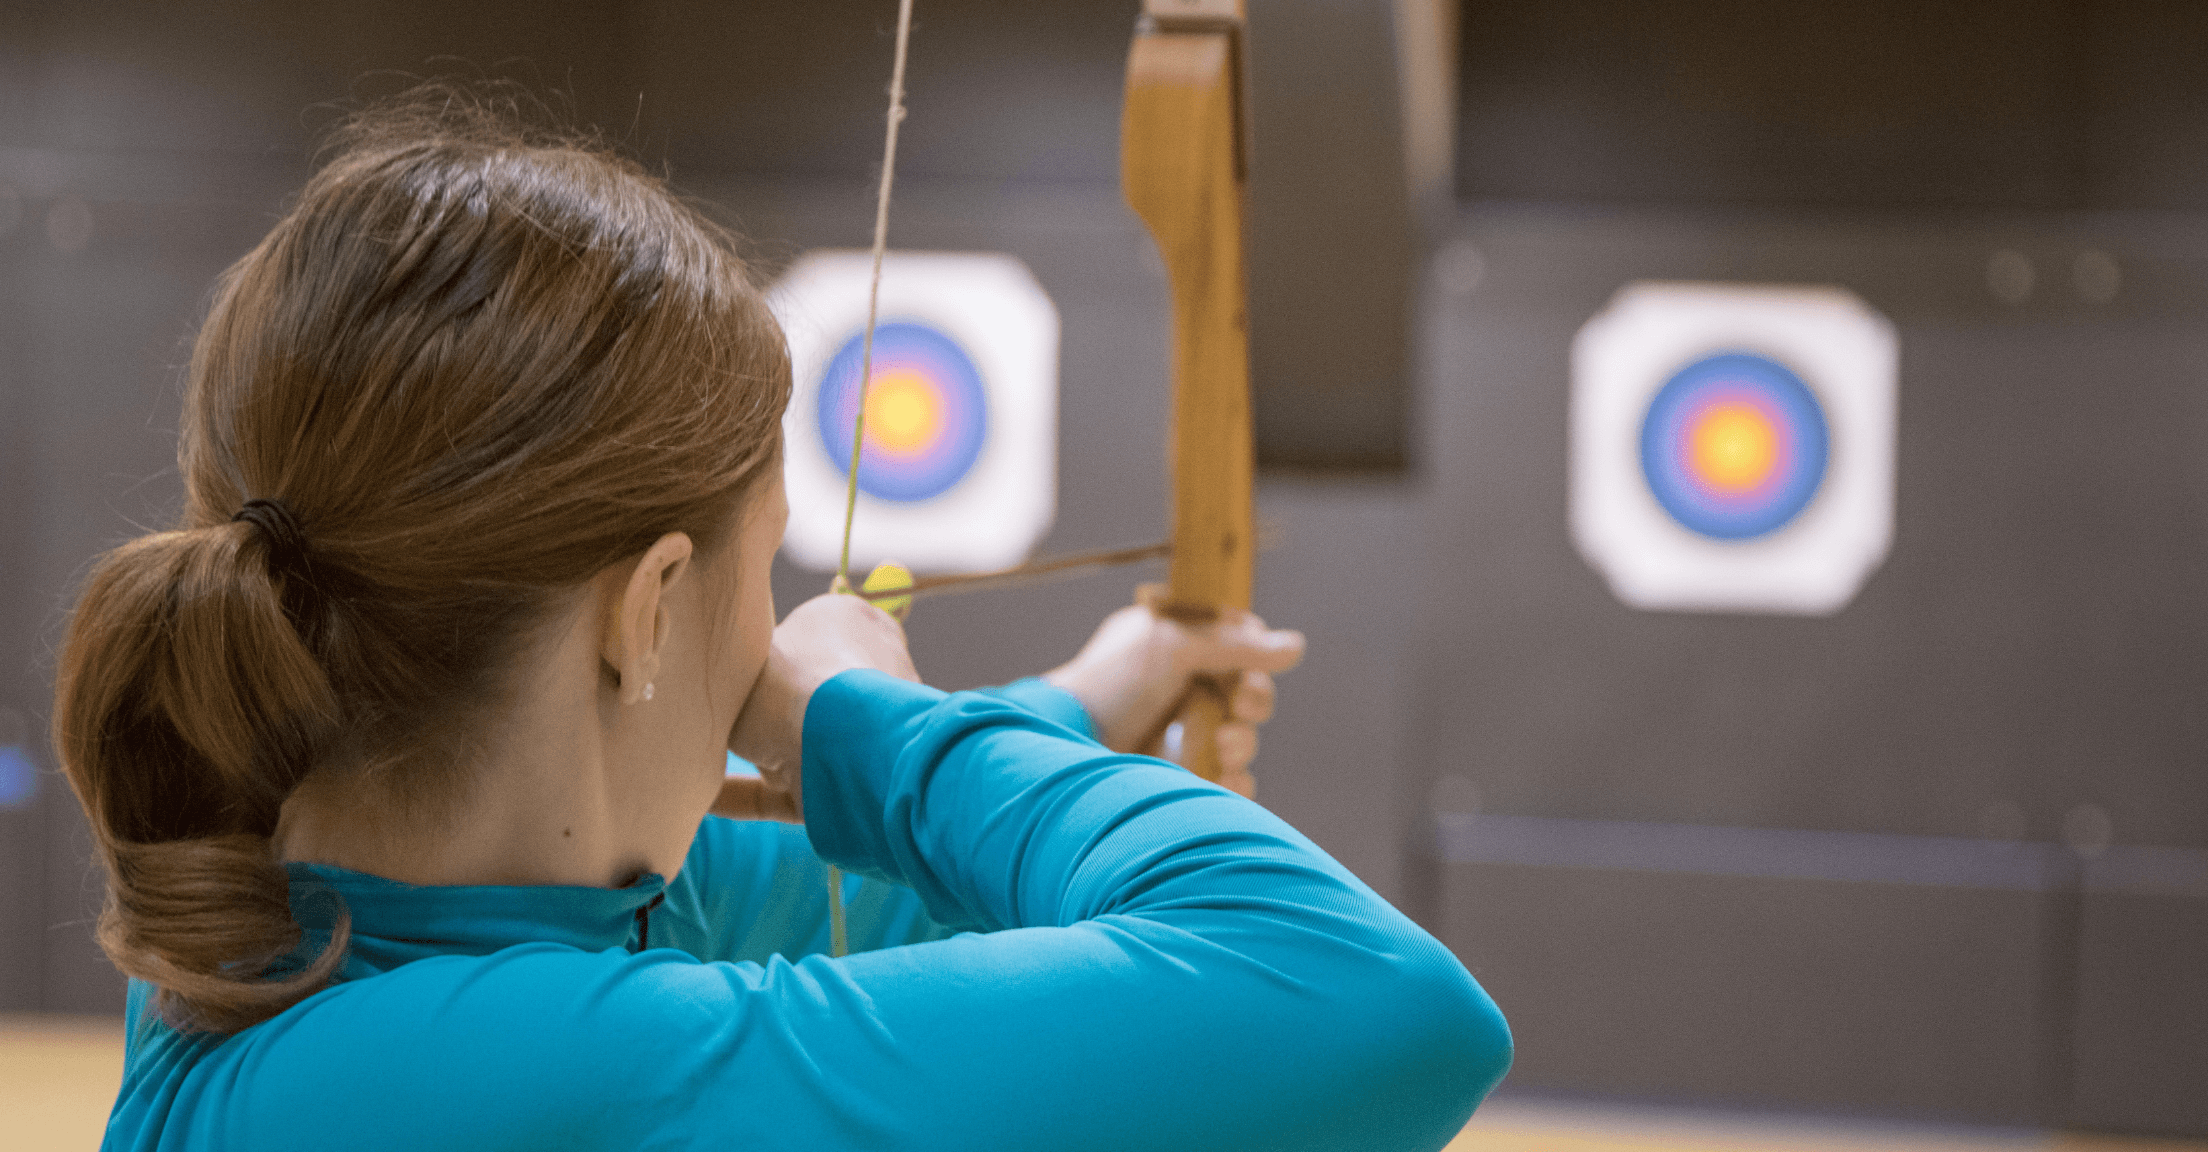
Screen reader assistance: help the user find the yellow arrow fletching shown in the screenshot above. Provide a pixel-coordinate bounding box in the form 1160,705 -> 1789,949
862,561 -> 915,621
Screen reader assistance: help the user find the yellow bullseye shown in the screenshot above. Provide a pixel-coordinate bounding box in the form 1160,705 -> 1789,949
1690,402 -> 1779,493
864,370 -> 943,457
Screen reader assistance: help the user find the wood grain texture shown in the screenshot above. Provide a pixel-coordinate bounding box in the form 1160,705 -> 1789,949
1122,15 -> 1253,783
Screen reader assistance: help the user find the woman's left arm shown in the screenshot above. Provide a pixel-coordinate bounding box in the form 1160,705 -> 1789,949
675,676 -> 1102,962
685,599 -> 1298,961
650,816 -> 955,963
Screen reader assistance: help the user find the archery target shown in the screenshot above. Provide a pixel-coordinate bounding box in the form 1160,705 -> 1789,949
770,251 -> 1058,573
1572,282 -> 1896,615
814,323 -> 989,503
1639,352 -> 1829,541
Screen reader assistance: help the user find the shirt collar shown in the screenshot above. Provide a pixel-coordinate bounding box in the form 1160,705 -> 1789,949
284,862 -> 668,980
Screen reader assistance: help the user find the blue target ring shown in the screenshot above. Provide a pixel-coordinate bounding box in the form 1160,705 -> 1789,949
0,745 -> 35,809
1640,352 -> 1829,541
815,322 -> 989,504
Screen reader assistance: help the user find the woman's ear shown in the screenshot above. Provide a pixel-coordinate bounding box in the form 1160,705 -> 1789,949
601,533 -> 694,704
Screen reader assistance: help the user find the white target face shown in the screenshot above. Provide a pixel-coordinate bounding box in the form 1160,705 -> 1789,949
770,251 -> 1059,574
1571,281 -> 1897,615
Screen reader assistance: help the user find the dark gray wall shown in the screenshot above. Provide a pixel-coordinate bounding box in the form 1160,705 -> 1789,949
0,182 -> 287,1013
1458,0 -> 2208,212
1432,5 -> 2208,1130
0,172 -> 39,1011
1441,860 -> 2055,1120
1420,208 -> 2208,841
1415,205 -> 2208,1133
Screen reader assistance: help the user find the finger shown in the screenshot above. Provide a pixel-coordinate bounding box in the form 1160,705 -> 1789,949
1215,719 -> 1258,778
792,587 -> 906,632
710,776 -> 768,821
1178,616 -> 1305,676
1150,719 -> 1184,767
711,776 -> 763,820
1228,671 -> 1275,724
709,776 -> 763,820
783,590 -> 919,682
711,776 -> 801,824
1217,760 -> 1257,800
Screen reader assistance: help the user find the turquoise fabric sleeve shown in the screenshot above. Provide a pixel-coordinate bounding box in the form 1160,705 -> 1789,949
661,676 -> 1092,961
110,670 -> 1508,1152
650,816 -> 955,962
971,675 -> 1099,741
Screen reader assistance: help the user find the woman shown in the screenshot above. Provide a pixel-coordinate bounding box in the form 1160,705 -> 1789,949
55,90 -> 1510,1151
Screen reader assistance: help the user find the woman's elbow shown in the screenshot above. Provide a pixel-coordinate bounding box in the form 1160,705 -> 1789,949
1379,936 -> 1515,1114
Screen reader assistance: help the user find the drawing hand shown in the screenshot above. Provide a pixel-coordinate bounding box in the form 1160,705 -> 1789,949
724,592 -> 920,822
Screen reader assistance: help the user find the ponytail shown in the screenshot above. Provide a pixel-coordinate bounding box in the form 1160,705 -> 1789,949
56,517 -> 349,1033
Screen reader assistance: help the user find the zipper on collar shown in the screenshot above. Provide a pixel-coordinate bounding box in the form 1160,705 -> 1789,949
631,891 -> 667,954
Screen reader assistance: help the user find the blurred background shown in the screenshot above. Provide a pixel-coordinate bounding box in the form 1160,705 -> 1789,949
2,0 -> 2205,1146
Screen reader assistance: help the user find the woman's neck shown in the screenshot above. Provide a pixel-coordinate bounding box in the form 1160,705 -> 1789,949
275,607 -> 656,889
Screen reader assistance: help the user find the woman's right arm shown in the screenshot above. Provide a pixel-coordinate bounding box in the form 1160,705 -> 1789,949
211,602 -> 1508,1152
669,667 -> 1507,1150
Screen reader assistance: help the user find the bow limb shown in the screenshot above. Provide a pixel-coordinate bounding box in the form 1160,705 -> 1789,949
1122,0 -> 1254,783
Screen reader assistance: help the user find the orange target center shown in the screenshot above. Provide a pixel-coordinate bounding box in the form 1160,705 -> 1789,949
864,371 -> 944,457
1690,402 -> 1779,493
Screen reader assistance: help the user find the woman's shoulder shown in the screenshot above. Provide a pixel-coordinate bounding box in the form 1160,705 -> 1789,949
113,947 -> 780,1152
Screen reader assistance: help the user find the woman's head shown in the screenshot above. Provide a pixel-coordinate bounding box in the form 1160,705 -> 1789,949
53,86 -> 791,1032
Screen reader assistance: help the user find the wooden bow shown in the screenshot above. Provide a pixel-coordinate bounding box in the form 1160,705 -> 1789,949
1121,0 -> 1255,783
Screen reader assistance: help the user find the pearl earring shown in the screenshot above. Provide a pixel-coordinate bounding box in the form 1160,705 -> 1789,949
642,682 -> 655,702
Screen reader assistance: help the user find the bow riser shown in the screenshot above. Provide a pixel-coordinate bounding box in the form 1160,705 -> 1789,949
1122,0 -> 1254,782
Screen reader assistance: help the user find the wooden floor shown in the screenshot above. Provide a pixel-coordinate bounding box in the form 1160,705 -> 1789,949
3,1015 -> 127,1152
1452,1100 -> 2208,1152
6,1014 -> 2203,1152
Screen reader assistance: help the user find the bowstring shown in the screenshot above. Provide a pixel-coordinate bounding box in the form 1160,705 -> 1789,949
827,0 -> 918,961
838,0 -> 918,588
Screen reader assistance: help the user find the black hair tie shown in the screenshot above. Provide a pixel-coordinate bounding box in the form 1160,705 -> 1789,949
232,498 -> 325,646
233,498 -> 312,579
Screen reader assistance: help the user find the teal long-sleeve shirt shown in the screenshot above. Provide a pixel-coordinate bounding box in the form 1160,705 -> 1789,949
105,673 -> 1511,1151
